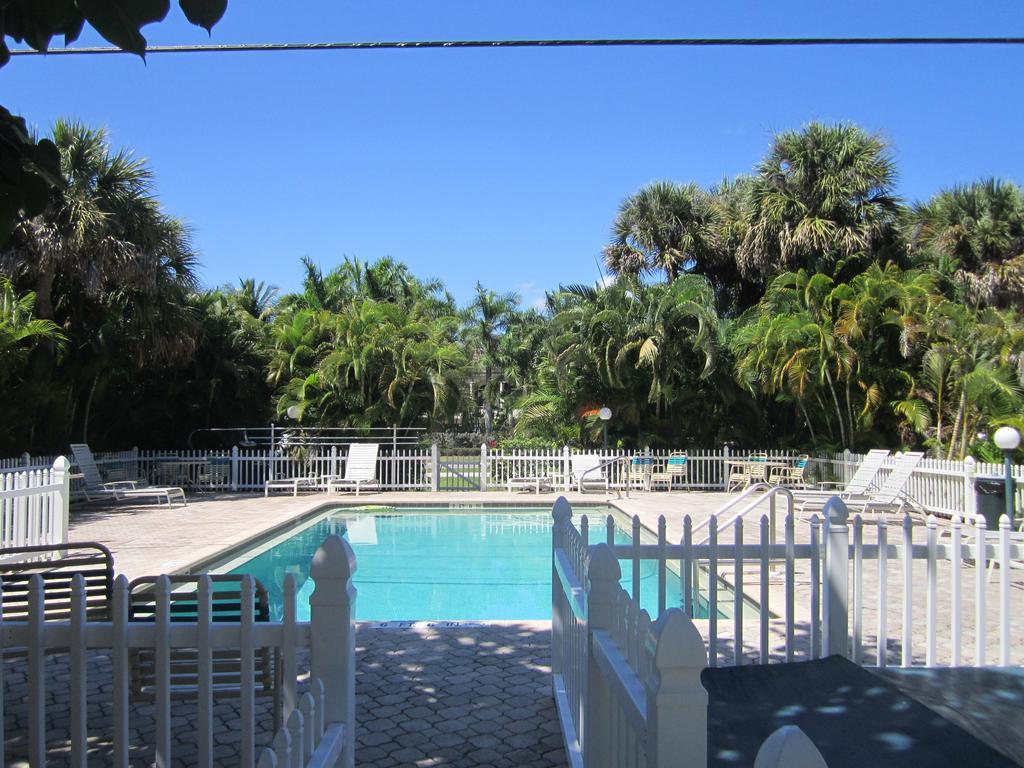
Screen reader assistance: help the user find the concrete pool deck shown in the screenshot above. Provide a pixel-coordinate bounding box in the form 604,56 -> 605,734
64,488 -> 1024,668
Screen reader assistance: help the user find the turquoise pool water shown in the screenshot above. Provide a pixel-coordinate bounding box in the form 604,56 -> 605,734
220,506 -> 710,621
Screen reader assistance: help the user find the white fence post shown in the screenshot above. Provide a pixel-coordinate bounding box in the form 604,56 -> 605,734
22,451 -> 30,469
722,445 -> 730,490
823,497 -> 850,658
646,608 -> 709,768
563,445 -> 572,492
480,443 -> 489,491
53,456 -> 71,544
230,446 -> 239,492
843,448 -> 852,485
754,725 -> 828,768
584,543 -> 620,768
430,443 -> 440,492
551,497 -> 570,687
309,534 -> 357,768
963,456 -> 977,522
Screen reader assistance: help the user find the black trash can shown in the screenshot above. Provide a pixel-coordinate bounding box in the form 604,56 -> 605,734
974,475 -> 1015,529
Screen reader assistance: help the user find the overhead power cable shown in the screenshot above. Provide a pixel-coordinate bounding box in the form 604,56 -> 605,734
9,35 -> 1024,58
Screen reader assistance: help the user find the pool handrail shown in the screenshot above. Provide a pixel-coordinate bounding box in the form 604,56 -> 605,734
693,482 -> 773,533
692,484 -> 795,545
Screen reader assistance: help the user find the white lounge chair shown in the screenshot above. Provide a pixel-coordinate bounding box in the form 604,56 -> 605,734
791,449 -> 890,504
571,455 -> 609,493
70,444 -> 186,507
327,444 -> 380,496
800,451 -> 924,516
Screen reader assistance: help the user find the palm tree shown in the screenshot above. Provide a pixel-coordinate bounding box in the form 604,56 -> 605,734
0,277 -> 65,366
910,179 -> 1024,308
1,120 -> 198,323
544,277 -> 725,445
0,121 -> 199,445
603,181 -> 717,283
465,283 -> 520,435
739,123 -> 900,283
732,270 -> 864,446
888,300 -> 1024,458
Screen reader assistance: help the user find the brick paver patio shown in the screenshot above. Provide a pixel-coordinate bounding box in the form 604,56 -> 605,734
2,623 -> 565,767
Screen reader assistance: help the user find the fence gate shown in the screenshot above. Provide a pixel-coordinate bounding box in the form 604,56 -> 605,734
438,451 -> 482,491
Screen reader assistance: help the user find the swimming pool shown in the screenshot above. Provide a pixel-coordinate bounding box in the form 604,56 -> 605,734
212,505 -> 715,622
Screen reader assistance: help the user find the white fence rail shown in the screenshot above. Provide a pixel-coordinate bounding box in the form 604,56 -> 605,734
0,534 -> 356,768
0,457 -> 70,548
551,498 -> 830,768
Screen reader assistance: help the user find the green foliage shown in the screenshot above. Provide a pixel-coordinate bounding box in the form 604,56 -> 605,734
910,179 -> 1024,309
495,435 -> 564,451
0,0 -> 228,252
739,122 -> 901,283
0,108 -> 61,243
0,119 -> 1022,461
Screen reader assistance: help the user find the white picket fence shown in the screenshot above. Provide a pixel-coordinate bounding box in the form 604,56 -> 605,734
0,457 -> 71,549
0,534 -> 356,768
2,446 -> 1022,524
551,498 -> 830,768
259,677 -> 345,768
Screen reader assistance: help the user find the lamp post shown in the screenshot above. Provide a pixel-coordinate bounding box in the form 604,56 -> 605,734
598,407 -> 613,451
994,426 -> 1020,524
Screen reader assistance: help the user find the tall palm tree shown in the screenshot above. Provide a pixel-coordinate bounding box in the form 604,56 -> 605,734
1,120 -> 198,323
739,122 -> 900,283
603,181 -> 717,283
0,120 -> 199,445
910,179 -> 1024,308
465,283 -> 519,435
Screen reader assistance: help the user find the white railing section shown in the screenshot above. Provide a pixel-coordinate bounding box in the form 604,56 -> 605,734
3,445 -> 1022,520
258,678 -> 346,768
600,499 -> 1023,668
0,457 -> 70,548
135,447 -> 433,493
488,446 -> 799,491
0,534 -> 356,768
552,498 -> 830,768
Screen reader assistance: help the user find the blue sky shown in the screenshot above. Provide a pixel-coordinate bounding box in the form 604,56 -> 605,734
4,1 -> 1023,307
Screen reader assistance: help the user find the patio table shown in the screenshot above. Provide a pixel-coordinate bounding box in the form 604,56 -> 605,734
151,459 -> 209,490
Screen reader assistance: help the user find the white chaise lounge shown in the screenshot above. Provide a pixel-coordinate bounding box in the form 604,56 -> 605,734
571,455 -> 609,493
327,444 -> 380,496
791,449 -> 890,504
264,472 -> 321,497
799,451 -> 924,516
71,443 -> 186,507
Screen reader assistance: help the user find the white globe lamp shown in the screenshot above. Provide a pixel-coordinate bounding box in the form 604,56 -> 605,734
994,426 -> 1021,452
598,407 -> 613,450
993,426 -> 1020,523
